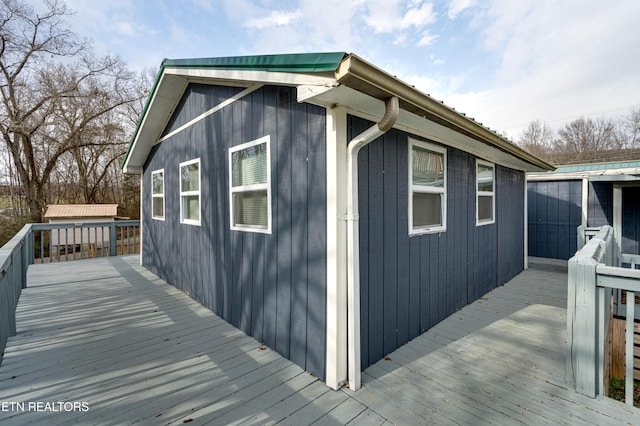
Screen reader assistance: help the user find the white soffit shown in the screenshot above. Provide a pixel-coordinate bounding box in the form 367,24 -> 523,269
528,168 -> 640,182
305,85 -> 542,172
124,73 -> 188,173
163,68 -> 337,88
123,69 -> 338,173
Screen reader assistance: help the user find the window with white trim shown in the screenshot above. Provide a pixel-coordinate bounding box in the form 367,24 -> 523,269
229,135 -> 271,233
179,158 -> 201,225
409,138 -> 446,234
151,169 -> 164,220
476,160 -> 495,225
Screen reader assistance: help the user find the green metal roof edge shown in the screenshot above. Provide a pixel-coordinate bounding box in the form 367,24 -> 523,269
162,52 -> 347,73
122,52 -> 347,170
121,63 -> 164,171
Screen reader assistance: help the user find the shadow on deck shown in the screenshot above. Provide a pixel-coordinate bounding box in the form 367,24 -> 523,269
0,256 -> 638,425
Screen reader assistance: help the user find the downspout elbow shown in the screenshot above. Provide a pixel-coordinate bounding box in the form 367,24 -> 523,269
377,96 -> 399,132
348,96 -> 399,156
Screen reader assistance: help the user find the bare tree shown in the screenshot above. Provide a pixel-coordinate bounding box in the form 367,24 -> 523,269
517,120 -> 555,161
623,107 -> 640,148
554,117 -> 625,163
0,0 -> 141,222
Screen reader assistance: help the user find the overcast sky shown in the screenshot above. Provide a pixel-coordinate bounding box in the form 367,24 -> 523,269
55,0 -> 640,140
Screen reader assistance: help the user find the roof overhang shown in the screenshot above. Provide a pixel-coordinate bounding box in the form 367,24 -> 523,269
528,164 -> 640,182
123,65 -> 337,174
331,54 -> 553,172
123,52 -> 554,174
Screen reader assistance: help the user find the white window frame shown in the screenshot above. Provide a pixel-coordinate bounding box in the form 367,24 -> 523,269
476,159 -> 495,226
179,158 -> 201,226
408,138 -> 447,235
229,135 -> 272,234
151,169 -> 165,221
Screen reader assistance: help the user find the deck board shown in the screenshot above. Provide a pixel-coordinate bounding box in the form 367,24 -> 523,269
1,256 -> 640,424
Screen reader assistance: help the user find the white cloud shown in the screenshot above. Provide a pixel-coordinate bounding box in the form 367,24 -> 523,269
364,0 -> 436,33
417,31 -> 438,46
430,54 -> 444,66
447,0 -> 475,19
431,0 -> 640,138
400,2 -> 436,28
243,0 -> 367,54
243,10 -> 303,29
53,0 -> 640,143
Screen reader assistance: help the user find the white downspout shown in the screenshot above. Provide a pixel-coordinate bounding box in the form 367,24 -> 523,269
347,96 -> 399,391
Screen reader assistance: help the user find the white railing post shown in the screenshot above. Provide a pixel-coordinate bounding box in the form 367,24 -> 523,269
626,291 -> 635,406
568,255 -> 599,397
567,256 -> 577,388
568,225 -> 614,398
577,225 -> 585,251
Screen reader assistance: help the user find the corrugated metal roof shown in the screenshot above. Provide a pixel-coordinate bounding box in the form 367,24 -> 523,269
44,204 -> 118,219
162,52 -> 347,73
551,160 -> 640,173
123,52 -> 554,174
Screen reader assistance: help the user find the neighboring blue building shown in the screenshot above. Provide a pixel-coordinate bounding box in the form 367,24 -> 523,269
123,52 -> 553,390
528,160 -> 640,260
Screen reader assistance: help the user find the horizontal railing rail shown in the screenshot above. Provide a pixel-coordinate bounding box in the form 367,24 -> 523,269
30,220 -> 140,263
620,253 -> 640,270
0,220 -> 140,364
577,225 -> 606,251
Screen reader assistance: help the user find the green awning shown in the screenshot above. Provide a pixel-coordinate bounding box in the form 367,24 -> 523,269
162,52 -> 347,73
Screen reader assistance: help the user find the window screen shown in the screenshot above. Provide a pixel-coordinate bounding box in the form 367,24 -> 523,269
229,136 -> 271,233
179,159 -> 200,225
409,139 -> 446,234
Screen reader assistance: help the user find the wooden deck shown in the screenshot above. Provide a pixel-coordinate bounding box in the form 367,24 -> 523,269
1,256 -> 639,425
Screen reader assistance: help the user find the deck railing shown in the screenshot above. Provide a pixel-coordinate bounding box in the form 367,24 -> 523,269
0,220 -> 140,362
568,224 -> 640,406
30,220 -> 140,263
577,225 -> 604,249
0,224 -> 32,359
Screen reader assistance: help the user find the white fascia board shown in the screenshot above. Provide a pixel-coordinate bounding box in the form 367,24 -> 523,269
124,73 -> 189,172
162,67 -> 337,88
527,172 -> 587,182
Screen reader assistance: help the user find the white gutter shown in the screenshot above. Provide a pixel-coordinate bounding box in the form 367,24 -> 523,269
347,96 -> 399,391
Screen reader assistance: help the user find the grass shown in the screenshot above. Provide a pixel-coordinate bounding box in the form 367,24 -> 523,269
0,215 -> 28,247
0,195 -> 12,210
609,378 -> 640,406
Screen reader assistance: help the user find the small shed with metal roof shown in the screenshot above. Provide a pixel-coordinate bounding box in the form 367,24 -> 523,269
527,160 -> 640,260
43,204 -> 119,248
123,52 -> 553,391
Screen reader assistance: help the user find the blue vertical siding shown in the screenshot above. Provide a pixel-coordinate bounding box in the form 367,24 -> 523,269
622,186 -> 640,256
352,116 -> 524,370
142,84 -> 327,380
497,166 -> 525,283
588,182 -> 613,227
527,180 -> 582,260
